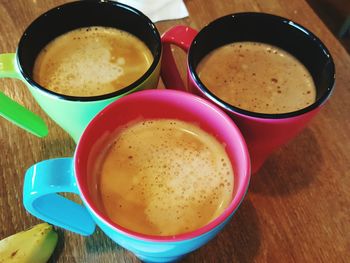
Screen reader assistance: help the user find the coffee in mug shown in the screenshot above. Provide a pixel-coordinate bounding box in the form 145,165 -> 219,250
0,1 -> 162,141
91,119 -> 234,236
161,13 -> 335,173
23,89 -> 250,262
196,42 -> 316,114
33,26 -> 153,97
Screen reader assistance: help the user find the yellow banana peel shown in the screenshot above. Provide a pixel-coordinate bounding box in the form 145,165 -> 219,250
0,223 -> 58,263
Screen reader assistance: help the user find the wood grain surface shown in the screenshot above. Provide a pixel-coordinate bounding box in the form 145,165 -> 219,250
0,1 -> 349,262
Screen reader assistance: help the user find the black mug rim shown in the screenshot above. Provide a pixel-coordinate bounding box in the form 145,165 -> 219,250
188,12 -> 336,119
16,0 -> 161,102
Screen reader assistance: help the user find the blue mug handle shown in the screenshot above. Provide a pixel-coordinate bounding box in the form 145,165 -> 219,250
23,158 -> 96,236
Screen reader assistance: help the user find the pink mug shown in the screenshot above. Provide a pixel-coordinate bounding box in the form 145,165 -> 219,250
161,13 -> 335,174
23,89 -> 250,262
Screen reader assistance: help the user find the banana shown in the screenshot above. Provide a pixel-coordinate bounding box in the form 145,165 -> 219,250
0,223 -> 58,263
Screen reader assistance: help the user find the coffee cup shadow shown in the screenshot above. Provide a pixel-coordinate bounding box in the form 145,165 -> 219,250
48,228 -> 135,262
250,127 -> 323,196
84,228 -> 124,255
183,198 -> 260,263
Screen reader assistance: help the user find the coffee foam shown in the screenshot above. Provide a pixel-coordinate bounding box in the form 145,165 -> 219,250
96,119 -> 234,236
197,42 -> 316,114
33,27 -> 153,96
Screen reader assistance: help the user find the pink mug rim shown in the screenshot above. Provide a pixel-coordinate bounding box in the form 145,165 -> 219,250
75,89 -> 251,242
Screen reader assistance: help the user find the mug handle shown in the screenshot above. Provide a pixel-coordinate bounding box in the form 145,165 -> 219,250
161,25 -> 198,90
23,158 -> 96,236
0,53 -> 48,137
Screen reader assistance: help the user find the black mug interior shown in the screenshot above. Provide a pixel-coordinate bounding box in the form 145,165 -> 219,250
189,12 -> 335,119
17,0 -> 161,101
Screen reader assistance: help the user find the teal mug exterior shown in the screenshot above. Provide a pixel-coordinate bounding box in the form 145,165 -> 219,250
0,1 -> 161,141
23,89 -> 251,262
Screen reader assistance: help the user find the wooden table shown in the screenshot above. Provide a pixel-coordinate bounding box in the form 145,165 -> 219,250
0,1 -> 349,262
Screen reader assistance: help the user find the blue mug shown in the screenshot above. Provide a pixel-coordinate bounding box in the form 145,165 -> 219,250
23,90 -> 250,262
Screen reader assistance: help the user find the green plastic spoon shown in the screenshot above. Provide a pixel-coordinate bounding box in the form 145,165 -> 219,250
0,91 -> 48,137
0,53 -> 48,137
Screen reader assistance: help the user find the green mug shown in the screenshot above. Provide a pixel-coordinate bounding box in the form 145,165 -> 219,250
0,1 -> 161,142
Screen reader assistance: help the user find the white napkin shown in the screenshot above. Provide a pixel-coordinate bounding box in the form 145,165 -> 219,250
116,0 -> 189,22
